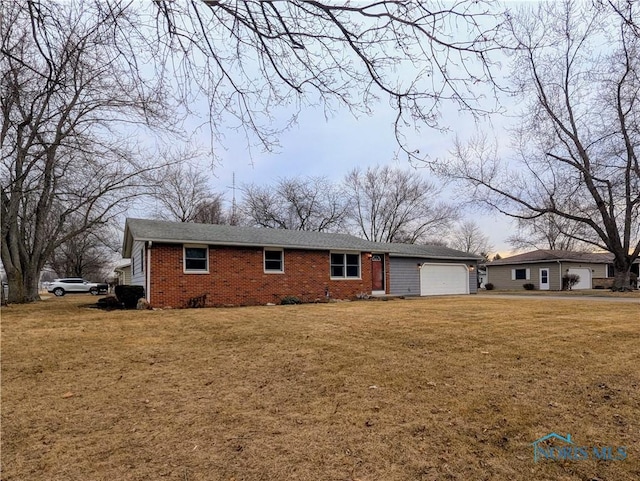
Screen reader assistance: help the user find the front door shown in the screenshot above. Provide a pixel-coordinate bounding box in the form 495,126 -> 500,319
540,268 -> 550,290
371,254 -> 385,293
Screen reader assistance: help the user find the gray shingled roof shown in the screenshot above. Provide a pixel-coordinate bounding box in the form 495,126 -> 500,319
378,242 -> 481,260
488,249 -> 614,266
123,218 -> 479,260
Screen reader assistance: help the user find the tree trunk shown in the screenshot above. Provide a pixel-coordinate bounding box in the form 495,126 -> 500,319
612,256 -> 632,292
4,262 -> 41,303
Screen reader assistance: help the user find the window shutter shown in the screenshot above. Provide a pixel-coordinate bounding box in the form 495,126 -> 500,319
526,268 -> 531,280
511,269 -> 516,280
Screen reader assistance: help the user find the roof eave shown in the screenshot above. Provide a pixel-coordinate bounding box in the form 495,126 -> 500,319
488,258 -> 611,266
122,222 -> 133,258
124,235 -> 371,252
389,253 -> 480,261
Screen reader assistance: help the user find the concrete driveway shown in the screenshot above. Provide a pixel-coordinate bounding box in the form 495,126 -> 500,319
479,294 -> 639,303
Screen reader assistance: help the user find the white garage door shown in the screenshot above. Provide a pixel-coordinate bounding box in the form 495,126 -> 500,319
567,268 -> 592,290
420,263 -> 469,296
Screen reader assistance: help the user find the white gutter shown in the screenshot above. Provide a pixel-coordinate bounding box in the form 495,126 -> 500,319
147,241 -> 152,303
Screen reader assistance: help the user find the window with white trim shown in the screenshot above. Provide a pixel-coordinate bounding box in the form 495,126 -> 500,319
330,252 -> 360,279
264,249 -> 284,273
512,268 -> 530,280
184,245 -> 208,272
607,264 -> 614,278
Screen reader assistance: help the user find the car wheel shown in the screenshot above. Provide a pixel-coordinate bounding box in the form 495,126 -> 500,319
53,288 -> 65,297
90,287 -> 98,295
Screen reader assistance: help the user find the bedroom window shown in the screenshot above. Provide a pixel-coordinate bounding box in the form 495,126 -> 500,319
184,245 -> 208,273
264,249 -> 284,273
330,252 -> 360,279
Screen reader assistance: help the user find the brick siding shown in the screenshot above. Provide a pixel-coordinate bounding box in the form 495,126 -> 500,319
149,243 -> 377,308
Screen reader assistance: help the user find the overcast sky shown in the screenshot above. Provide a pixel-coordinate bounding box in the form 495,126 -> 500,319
159,1 -> 536,257
191,85 -> 516,256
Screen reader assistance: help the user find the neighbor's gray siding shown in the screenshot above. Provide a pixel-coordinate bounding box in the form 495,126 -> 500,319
486,262 -> 608,290
468,263 -> 478,293
389,257 -> 477,295
486,263 -> 560,290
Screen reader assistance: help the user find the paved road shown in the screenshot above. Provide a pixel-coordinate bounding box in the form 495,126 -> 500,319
480,294 -> 639,304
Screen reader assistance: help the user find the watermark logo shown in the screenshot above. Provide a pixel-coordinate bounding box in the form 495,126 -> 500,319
531,432 -> 627,463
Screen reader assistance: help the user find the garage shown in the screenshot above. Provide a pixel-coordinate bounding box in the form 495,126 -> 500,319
419,263 -> 469,296
567,268 -> 592,289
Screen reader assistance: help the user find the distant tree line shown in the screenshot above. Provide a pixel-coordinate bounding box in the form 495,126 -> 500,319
149,162 -> 496,256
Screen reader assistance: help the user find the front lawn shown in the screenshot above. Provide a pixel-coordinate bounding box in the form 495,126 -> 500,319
2,296 -> 638,480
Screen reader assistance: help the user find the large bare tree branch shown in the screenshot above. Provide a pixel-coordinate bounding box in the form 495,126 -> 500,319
443,0 -> 640,290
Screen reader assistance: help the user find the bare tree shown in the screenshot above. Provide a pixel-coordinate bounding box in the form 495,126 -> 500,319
449,220 -> 494,257
0,1 -> 173,302
191,196 -> 235,225
344,165 -> 458,243
602,0 -> 640,38
444,0 -> 640,290
149,0 -> 503,157
242,176 -> 348,231
507,213 -> 592,252
150,158 -> 223,223
3,0 -> 504,303
49,224 -> 119,281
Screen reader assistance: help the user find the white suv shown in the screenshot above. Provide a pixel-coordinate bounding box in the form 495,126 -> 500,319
47,278 -> 108,297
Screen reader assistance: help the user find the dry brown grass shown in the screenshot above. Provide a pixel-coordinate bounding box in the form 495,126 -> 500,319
2,295 -> 639,481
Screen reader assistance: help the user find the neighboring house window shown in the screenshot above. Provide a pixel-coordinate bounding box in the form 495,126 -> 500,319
331,252 -> 360,279
512,268 -> 530,280
264,249 -> 284,273
184,245 -> 209,273
607,264 -> 614,278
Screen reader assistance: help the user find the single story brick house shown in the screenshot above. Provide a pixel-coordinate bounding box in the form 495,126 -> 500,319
122,218 -> 480,308
485,249 -> 639,290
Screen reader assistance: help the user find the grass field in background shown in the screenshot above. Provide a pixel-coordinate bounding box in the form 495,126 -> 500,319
2,295 -> 639,480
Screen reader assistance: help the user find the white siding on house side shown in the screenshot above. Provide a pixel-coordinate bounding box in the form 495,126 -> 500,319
131,240 -> 146,287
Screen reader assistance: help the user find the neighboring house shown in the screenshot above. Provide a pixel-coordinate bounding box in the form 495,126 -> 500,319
477,266 -> 487,289
486,249 -> 639,290
113,260 -> 132,285
122,218 -> 480,308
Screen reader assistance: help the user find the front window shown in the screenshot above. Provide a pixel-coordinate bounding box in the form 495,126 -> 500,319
264,249 -> 284,273
514,268 -> 528,280
331,252 -> 361,279
607,264 -> 614,278
184,246 -> 208,272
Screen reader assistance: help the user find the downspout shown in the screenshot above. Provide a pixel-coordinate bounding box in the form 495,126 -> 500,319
147,241 -> 152,303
